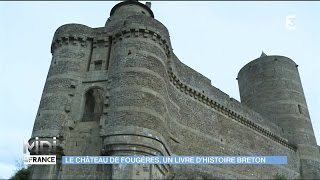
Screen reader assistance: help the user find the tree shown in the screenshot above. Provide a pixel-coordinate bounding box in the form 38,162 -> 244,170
10,159 -> 32,180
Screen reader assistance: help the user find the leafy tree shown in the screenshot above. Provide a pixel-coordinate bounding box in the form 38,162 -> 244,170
10,167 -> 31,180
10,159 -> 32,180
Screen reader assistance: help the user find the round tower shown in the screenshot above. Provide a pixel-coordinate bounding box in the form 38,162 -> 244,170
32,24 -> 93,139
237,52 -> 320,178
30,24 -> 93,179
101,1 -> 172,179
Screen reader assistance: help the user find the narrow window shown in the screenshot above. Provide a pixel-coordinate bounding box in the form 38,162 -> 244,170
84,90 -> 95,115
298,104 -> 303,114
94,60 -> 102,71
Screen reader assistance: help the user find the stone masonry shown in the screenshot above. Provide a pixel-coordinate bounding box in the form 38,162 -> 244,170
29,1 -> 320,179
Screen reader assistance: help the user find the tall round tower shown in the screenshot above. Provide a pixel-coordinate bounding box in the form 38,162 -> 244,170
30,24 -> 93,178
237,52 -> 320,178
101,1 -> 172,179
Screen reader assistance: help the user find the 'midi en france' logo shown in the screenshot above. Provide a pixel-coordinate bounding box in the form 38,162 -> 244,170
23,137 -> 57,165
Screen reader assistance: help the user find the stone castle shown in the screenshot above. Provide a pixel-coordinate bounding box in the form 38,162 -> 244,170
30,1 -> 320,179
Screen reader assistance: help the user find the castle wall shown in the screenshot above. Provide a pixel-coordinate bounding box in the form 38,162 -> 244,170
165,54 -> 300,179
172,54 -> 284,135
30,1 -> 319,179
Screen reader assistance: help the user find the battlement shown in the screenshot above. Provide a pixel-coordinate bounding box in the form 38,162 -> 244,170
51,36 -> 91,52
111,27 -> 171,58
51,24 -> 93,53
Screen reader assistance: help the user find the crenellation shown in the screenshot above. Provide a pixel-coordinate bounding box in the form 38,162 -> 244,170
110,27 -> 171,57
62,37 -> 69,44
92,37 -> 109,48
51,35 -> 92,52
69,36 -> 78,45
143,29 -> 149,38
152,32 -> 157,41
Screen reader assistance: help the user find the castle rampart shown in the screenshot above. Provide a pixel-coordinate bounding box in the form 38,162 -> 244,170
30,1 -> 320,179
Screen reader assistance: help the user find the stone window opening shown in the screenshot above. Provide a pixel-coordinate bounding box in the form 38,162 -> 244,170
298,104 -> 303,114
82,88 -> 104,122
94,60 -> 102,71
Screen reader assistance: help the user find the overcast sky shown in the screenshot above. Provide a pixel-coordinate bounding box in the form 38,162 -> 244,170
1,1 -> 319,178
